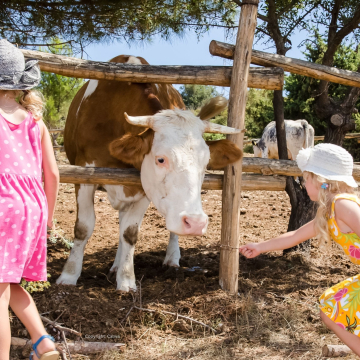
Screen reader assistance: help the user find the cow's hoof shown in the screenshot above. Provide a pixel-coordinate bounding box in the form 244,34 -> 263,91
116,280 -> 137,293
56,273 -> 78,286
163,259 -> 180,267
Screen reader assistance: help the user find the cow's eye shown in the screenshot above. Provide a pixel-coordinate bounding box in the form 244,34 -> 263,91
156,157 -> 166,166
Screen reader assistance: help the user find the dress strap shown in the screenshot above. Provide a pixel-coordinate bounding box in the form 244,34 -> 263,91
331,193 -> 360,217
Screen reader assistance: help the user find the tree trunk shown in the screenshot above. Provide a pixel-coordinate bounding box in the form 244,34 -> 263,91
264,0 -> 317,254
273,90 -> 288,160
324,123 -> 352,145
284,178 -> 318,253
51,132 -> 60,146
319,103 -> 358,146
322,87 -> 360,145
273,88 -> 316,253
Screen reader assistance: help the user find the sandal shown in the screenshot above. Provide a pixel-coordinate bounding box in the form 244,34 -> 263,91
29,335 -> 60,360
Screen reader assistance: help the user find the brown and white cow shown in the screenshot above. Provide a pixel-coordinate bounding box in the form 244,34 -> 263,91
56,55 -> 242,292
252,119 -> 314,160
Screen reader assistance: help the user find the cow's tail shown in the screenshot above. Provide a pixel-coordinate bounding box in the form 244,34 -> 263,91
301,120 -> 310,148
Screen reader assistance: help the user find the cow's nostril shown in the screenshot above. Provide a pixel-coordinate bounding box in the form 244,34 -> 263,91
183,217 -> 191,228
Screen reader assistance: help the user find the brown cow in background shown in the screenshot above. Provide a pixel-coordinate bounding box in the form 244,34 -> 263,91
57,55 -> 242,291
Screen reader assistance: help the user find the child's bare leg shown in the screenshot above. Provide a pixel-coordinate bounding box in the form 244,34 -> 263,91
0,283 -> 11,360
9,284 -> 55,359
320,311 -> 360,356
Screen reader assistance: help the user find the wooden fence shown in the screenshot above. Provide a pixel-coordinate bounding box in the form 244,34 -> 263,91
26,3 -> 360,294
209,40 -> 360,88
244,133 -> 360,145
57,158 -> 360,191
22,49 -> 283,90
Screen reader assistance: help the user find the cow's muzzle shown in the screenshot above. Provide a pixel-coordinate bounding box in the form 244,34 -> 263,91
181,214 -> 208,236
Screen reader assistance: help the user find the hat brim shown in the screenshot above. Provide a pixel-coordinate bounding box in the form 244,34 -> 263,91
0,82 -> 40,90
0,60 -> 41,90
302,165 -> 358,188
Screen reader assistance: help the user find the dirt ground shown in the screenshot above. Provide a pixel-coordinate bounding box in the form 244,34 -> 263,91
10,153 -> 360,359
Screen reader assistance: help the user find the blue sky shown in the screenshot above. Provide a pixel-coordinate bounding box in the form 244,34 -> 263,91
83,26 -> 308,96
85,27 -> 306,65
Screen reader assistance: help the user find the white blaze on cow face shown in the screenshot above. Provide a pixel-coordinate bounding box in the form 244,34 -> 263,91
140,109 -> 209,236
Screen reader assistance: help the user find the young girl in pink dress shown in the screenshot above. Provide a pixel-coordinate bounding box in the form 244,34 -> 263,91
240,143 -> 360,356
0,39 -> 59,360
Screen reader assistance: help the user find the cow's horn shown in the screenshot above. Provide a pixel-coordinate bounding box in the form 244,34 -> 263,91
124,112 -> 154,128
203,121 -> 245,134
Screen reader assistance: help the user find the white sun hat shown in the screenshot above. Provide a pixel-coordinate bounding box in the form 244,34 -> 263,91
296,143 -> 358,188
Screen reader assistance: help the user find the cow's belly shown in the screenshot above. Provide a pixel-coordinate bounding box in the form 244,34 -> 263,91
104,184 -> 146,210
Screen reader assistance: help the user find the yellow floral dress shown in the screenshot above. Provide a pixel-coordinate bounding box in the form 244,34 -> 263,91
319,194 -> 360,336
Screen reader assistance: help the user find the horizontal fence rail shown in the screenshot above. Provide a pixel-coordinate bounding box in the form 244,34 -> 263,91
21,49 -> 284,90
244,133 -> 360,145
58,165 -> 287,191
57,159 -> 360,191
209,40 -> 360,88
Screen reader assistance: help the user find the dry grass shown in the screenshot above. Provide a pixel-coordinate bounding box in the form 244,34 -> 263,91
91,247 -> 360,360
9,155 -> 360,359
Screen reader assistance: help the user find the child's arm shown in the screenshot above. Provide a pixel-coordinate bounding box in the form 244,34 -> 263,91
239,220 -> 316,258
39,120 -> 59,228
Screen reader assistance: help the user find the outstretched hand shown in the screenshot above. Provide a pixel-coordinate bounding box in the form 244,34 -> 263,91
239,243 -> 262,259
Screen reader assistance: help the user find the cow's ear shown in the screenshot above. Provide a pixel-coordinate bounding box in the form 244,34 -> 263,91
252,140 -> 257,146
206,139 -> 243,170
109,129 -> 154,170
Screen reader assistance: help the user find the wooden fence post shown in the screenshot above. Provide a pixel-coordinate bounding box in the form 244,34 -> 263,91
219,0 -> 260,294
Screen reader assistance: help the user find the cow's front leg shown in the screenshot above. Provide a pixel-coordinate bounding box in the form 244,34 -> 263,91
115,196 -> 149,292
163,232 -> 180,267
57,184 -> 96,285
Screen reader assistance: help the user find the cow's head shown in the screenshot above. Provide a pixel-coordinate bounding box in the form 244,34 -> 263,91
109,97 -> 243,236
252,139 -> 261,157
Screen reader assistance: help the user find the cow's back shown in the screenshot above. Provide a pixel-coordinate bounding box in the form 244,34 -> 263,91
64,55 -> 185,168
254,119 -> 314,160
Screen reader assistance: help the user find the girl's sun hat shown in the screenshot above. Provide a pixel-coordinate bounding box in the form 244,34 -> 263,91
0,39 -> 41,90
296,143 -> 357,188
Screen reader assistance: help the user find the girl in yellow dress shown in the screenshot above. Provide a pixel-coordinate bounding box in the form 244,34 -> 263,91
240,143 -> 360,355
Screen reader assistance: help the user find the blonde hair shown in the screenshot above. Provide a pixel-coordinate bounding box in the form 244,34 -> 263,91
1,89 -> 44,121
303,171 -> 355,247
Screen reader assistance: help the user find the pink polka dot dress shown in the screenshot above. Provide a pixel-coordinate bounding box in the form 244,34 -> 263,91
0,112 -> 48,283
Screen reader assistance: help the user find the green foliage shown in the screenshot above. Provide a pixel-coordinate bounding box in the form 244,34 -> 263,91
343,138 -> 360,162
47,219 -> 74,250
284,33 -> 360,135
179,85 -> 221,110
178,85 -> 227,141
203,109 -> 228,141
244,89 -> 274,139
37,39 -> 85,129
20,275 -> 51,293
354,113 -> 360,130
181,86 -> 275,142
1,1 -> 237,48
